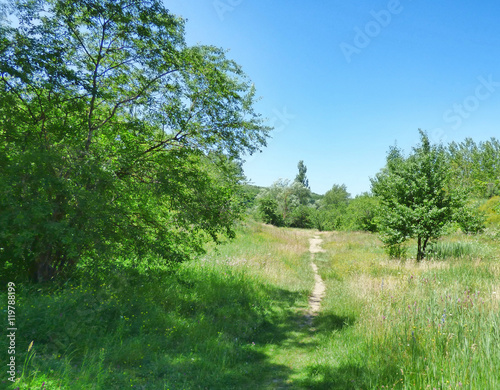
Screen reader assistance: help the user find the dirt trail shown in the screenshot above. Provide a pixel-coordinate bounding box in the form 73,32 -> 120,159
305,235 -> 326,327
266,235 -> 327,388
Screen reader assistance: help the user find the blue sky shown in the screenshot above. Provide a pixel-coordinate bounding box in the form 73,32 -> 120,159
167,0 -> 500,196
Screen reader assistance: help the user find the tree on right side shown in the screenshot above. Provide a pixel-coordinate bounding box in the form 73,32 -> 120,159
371,130 -> 463,260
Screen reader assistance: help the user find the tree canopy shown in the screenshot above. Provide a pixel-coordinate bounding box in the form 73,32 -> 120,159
294,160 -> 309,189
371,130 -> 463,260
447,138 -> 500,198
0,0 -> 270,281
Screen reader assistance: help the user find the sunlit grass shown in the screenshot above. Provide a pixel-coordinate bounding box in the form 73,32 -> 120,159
308,231 -> 500,389
1,223 -> 498,389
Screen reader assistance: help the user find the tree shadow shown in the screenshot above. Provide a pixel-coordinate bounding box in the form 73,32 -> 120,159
7,262 -> 390,390
7,266 -> 309,389
298,362 -> 401,390
312,312 -> 356,333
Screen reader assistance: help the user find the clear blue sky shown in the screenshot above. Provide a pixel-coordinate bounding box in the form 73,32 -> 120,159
167,0 -> 500,196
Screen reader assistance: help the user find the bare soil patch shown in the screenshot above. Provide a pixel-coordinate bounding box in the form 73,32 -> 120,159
305,235 -> 326,328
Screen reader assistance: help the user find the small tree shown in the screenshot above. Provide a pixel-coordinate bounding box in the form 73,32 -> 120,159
312,184 -> 350,231
322,184 -> 350,209
256,196 -> 284,227
256,179 -> 313,227
371,131 -> 463,260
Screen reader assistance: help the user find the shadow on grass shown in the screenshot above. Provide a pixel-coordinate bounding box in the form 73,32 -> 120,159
298,362 -> 401,390
0,265 -> 308,389
1,262 -> 381,390
313,312 -> 356,332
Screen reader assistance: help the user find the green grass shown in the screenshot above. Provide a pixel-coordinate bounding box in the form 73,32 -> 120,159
0,221 -> 313,389
307,231 -> 500,389
1,224 -> 499,389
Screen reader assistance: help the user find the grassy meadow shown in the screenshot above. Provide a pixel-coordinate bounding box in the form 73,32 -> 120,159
1,222 -> 499,389
303,231 -> 500,389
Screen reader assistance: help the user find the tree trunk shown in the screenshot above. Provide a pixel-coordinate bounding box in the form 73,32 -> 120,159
422,237 -> 430,260
417,236 -> 423,261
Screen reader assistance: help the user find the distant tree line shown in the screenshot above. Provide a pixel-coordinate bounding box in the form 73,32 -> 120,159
252,133 -> 500,260
253,160 -> 378,232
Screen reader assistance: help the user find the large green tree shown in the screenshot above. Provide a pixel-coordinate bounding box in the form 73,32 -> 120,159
256,179 -> 313,228
322,184 -> 350,209
344,193 -> 378,232
371,131 -> 463,260
312,184 -> 350,231
0,0 -> 269,281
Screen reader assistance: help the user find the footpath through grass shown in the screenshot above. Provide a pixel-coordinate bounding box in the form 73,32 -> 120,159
1,223 -> 499,389
0,222 -> 314,389
306,232 -> 500,389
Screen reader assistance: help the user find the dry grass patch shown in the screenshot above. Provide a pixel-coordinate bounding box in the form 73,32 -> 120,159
349,274 -> 402,300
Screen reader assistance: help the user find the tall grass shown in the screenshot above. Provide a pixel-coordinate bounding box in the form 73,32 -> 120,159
427,241 -> 484,260
0,221 -> 313,389
1,224 -> 498,389
306,231 -> 500,389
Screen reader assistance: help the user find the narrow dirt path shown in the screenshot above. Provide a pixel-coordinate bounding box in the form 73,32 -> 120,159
265,234 -> 328,389
305,235 -> 326,328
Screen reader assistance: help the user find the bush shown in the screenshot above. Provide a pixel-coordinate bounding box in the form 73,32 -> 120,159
479,196 -> 500,226
385,243 -> 408,259
257,197 -> 284,227
344,193 -> 378,232
287,205 -> 314,228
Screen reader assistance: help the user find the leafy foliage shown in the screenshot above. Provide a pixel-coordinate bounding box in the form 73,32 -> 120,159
256,179 -> 311,227
312,184 -> 350,231
343,193 -> 379,232
287,205 -> 314,229
294,160 -> 309,189
447,138 -> 500,198
371,130 -> 464,260
455,202 -> 486,234
478,196 -> 500,226
256,196 -> 284,227
0,0 -> 269,281
321,184 -> 350,209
